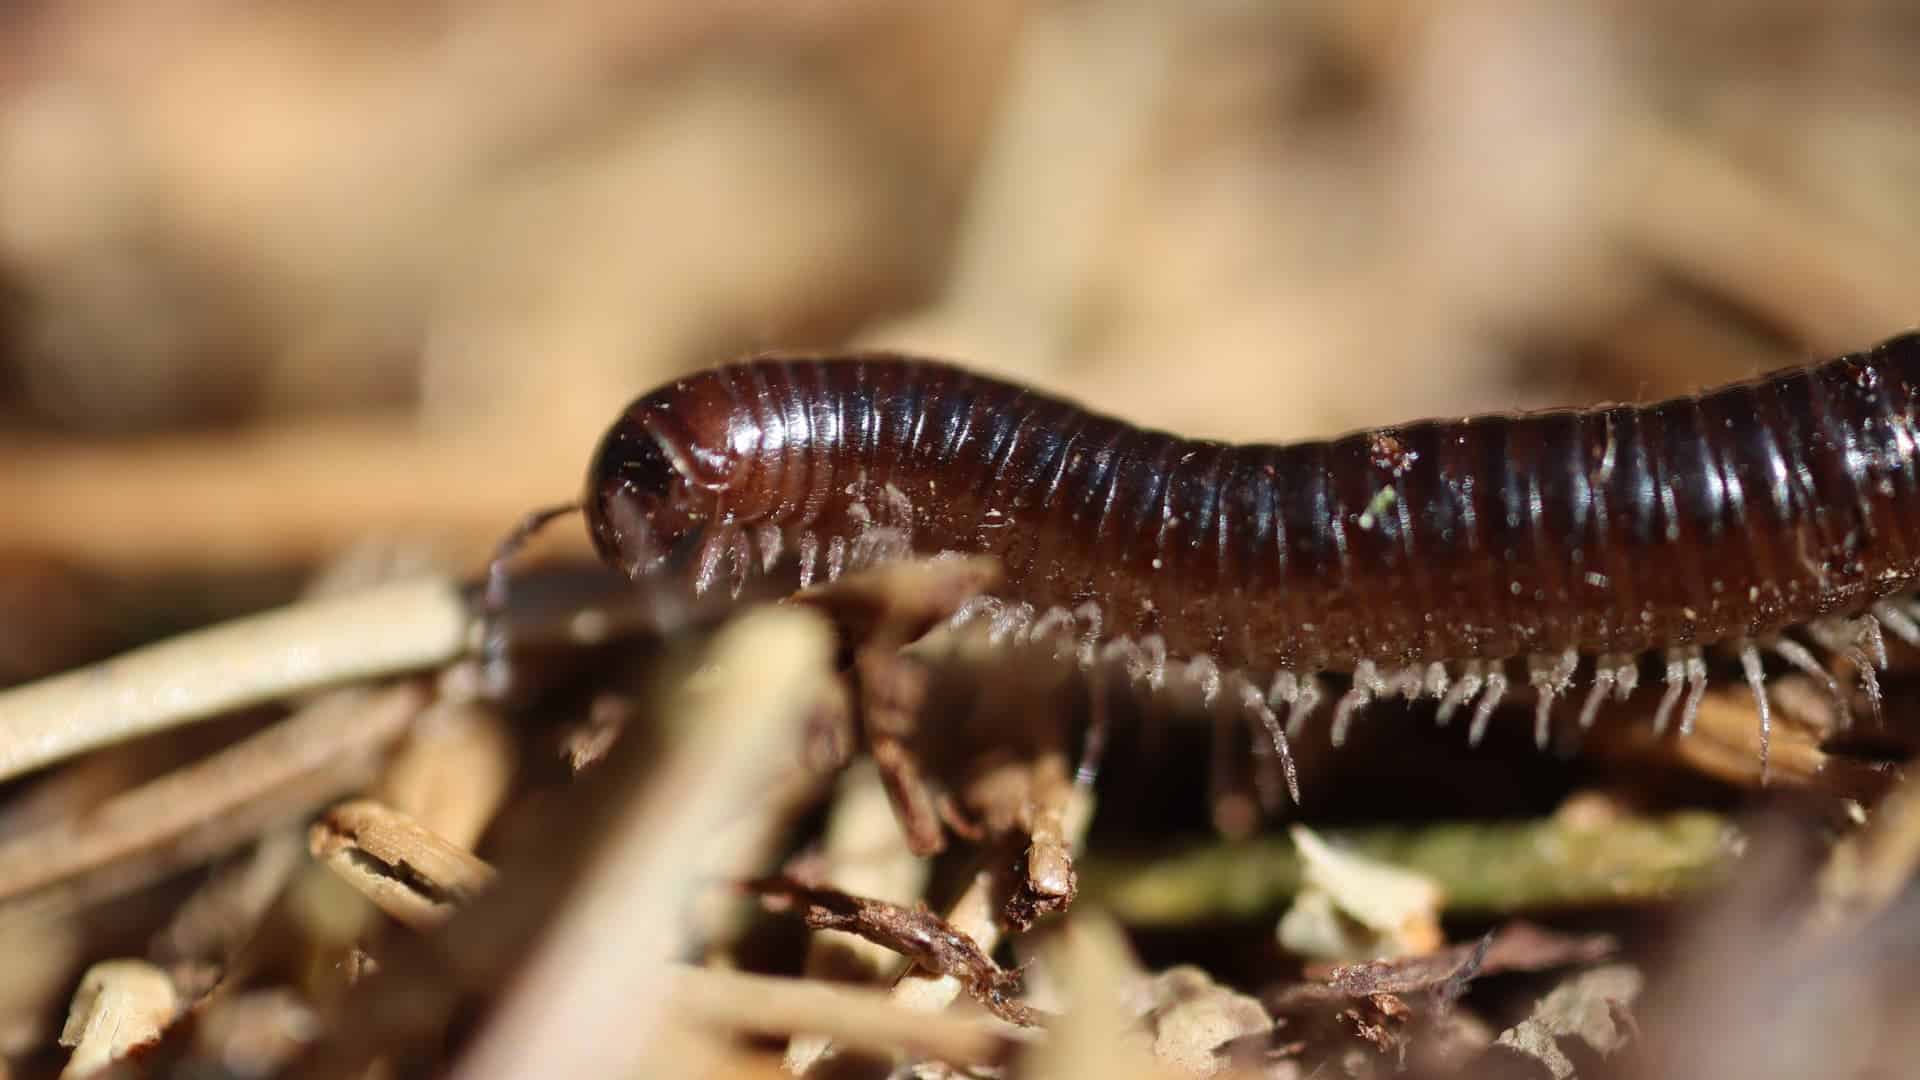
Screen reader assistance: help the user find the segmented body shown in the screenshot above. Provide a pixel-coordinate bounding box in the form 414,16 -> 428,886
583,334 -> 1920,773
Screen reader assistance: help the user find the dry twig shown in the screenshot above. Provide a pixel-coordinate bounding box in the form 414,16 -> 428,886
748,877 -> 1035,1026
0,580 -> 465,784
782,762 -> 931,1072
0,684 -> 428,906
790,784 -> 1097,1076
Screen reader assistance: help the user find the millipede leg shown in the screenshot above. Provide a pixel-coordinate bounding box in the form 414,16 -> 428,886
1856,614 -> 1889,670
1269,670 -> 1298,710
1382,665 -> 1422,701
1468,667 -> 1509,746
1187,655 -> 1223,708
693,531 -> 728,595
725,528 -> 753,598
1847,645 -> 1884,726
1773,637 -> 1852,726
1027,605 -> 1077,652
1738,642 -> 1771,781
826,534 -> 847,582
1678,651 -> 1708,736
1329,688 -> 1368,747
1653,651 -> 1687,735
988,602 -> 1035,647
951,593 -> 996,629
1436,662 -> 1484,728
1284,675 -> 1325,738
1074,661 -> 1112,790
1422,662 -> 1450,700
1851,616 -> 1888,725
1552,649 -> 1579,687
1820,617 -> 1887,726
1244,712 -> 1285,813
1142,635 -> 1169,692
754,523 -> 784,573
1874,601 -> 1920,648
1243,681 -> 1301,805
481,501 -> 584,698
1612,656 -> 1640,701
1330,661 -> 1381,747
1236,679 -> 1281,810
798,531 -> 820,588
1072,602 -> 1105,669
1807,613 -> 1884,665
1528,650 -> 1578,749
1576,666 -> 1616,730
1100,634 -> 1145,687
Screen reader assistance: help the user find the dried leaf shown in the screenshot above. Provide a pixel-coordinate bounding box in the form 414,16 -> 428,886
1485,964 -> 1642,1080
1278,826 -> 1444,961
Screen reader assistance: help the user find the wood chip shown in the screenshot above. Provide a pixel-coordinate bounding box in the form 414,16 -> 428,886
371,699 -> 517,849
58,960 -> 178,1078
309,799 -> 497,932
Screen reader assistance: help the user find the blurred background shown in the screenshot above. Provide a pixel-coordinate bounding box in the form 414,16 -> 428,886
1,0 -> 1918,679
1,7 -> 1919,1076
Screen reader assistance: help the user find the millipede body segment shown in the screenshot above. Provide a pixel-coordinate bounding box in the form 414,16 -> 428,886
583,333 -> 1920,766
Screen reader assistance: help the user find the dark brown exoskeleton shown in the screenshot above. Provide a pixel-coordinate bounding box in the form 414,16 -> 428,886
497,332 -> 1920,796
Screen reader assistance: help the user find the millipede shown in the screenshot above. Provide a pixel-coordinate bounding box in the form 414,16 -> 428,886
506,331 -> 1920,801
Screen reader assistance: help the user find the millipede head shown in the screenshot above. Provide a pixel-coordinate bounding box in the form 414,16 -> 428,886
584,408 -> 720,579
